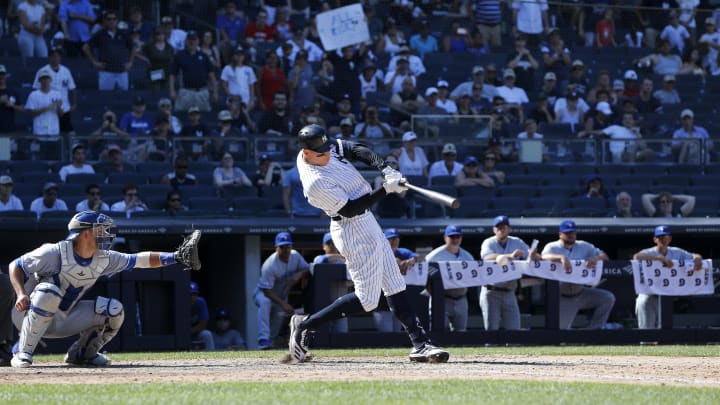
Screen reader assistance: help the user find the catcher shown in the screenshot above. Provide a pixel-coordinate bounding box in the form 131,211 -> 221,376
9,210 -> 202,368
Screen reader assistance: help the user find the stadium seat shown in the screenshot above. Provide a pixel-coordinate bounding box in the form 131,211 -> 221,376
189,196 -> 231,212
65,173 -> 107,185
430,175 -> 455,186
107,172 -> 149,185
451,197 -> 489,218
178,185 -> 220,199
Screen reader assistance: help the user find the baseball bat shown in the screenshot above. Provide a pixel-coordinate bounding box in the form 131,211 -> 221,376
402,182 -> 461,209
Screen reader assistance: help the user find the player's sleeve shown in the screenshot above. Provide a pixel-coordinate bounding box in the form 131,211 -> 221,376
480,238 -> 492,259
339,140 -> 385,169
396,248 -> 417,260
671,247 -> 695,261
295,251 -> 310,270
514,238 -> 530,258
104,251 -> 135,275
197,297 -> 210,320
313,255 -> 327,264
14,244 -> 62,279
257,259 -> 276,290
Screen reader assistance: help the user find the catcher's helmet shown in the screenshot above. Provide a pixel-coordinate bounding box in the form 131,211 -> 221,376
67,210 -> 116,254
298,124 -> 332,152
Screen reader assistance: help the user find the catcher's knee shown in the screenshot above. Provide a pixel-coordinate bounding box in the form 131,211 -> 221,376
30,282 -> 63,317
95,297 -> 125,329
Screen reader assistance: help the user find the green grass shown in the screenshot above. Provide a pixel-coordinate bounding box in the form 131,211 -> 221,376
1,380 -> 718,405
2,346 -> 718,404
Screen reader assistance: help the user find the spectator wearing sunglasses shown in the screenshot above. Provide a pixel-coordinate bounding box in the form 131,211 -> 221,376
641,191 -> 696,218
110,183 -> 148,218
30,183 -> 68,219
76,183 -> 110,212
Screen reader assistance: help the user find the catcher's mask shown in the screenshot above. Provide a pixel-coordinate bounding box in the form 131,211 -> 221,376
67,210 -> 116,255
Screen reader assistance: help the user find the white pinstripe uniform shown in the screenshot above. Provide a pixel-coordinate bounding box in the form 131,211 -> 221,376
296,142 -> 406,311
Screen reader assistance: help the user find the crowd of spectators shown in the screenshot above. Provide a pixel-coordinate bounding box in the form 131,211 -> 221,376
0,1 -> 719,219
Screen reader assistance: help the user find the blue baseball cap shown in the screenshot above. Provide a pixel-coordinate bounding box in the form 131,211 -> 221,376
463,156 -> 479,165
275,231 -> 293,246
384,228 -> 400,239
190,281 -> 200,294
444,224 -> 462,236
654,225 -> 671,237
322,232 -> 332,244
493,215 -> 510,227
217,310 -> 229,319
559,220 -> 576,233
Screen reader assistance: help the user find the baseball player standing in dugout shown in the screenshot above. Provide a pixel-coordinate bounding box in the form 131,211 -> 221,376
9,210 -> 202,368
287,124 -> 449,363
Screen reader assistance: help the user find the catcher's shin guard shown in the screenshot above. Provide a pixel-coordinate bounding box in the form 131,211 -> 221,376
17,283 -> 62,356
66,297 -> 124,361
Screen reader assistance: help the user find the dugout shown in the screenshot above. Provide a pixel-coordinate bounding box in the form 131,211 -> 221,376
2,215 -> 719,353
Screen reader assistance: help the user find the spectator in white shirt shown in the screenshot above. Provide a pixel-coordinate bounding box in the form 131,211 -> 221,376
386,46 -> 426,77
161,15 -> 187,52
32,48 -> 77,134
435,80 -> 457,114
496,68 -> 529,105
26,69 -> 63,136
660,11 -> 690,54
0,175 -> 24,211
396,131 -> 429,177
75,183 -> 110,212
384,57 -> 415,94
110,183 -> 148,218
602,112 -> 655,163
58,143 -> 95,182
511,0 -> 549,44
30,182 -> 68,219
427,143 -> 463,184
554,90 -> 589,126
25,68 -> 63,159
220,46 -> 257,109
699,17 -> 720,75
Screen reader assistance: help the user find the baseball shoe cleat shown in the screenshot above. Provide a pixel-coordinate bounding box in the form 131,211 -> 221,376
288,314 -> 310,362
64,352 -> 112,367
409,343 -> 450,363
11,352 -> 33,368
257,339 -> 273,350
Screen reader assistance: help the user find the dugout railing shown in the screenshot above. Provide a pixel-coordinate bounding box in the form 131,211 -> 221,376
310,261 -> 720,348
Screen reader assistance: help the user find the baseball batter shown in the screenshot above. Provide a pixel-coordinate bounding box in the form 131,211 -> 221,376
9,211 -> 201,367
479,216 -> 540,331
632,225 -> 703,329
287,124 -> 449,363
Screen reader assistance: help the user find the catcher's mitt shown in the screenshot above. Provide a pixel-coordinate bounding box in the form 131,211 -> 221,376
174,230 -> 202,271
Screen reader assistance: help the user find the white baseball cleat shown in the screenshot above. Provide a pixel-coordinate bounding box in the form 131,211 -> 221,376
64,352 -> 112,367
288,314 -> 309,363
409,343 -> 450,363
11,352 -> 33,368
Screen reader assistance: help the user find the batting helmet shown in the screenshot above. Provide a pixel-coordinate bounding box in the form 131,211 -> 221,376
298,124 -> 332,152
67,210 -> 116,254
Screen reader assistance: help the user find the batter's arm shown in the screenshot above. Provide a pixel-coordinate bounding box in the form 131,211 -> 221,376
338,140 -> 385,170
337,186 -> 387,217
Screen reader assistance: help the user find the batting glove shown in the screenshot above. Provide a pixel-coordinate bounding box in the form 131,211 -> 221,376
383,176 -> 408,194
382,166 -> 403,182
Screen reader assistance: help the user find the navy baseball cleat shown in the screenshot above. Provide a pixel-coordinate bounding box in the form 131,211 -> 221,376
64,352 -> 112,367
409,343 -> 450,363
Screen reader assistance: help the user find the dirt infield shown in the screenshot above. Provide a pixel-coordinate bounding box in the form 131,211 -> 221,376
2,354 -> 720,387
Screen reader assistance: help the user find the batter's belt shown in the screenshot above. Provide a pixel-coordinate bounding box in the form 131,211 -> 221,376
331,209 -> 369,221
